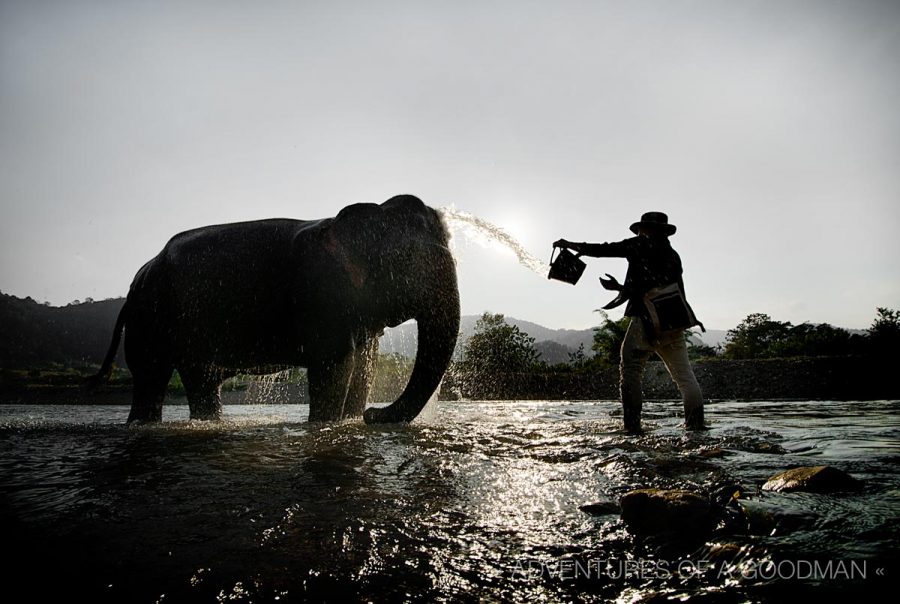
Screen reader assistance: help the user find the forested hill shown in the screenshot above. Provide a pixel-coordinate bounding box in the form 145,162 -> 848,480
0,292 -> 126,368
1,292 -> 612,369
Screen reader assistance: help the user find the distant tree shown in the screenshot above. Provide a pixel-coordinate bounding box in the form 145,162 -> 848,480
568,343 -> 588,368
591,310 -> 630,365
457,312 -> 541,374
868,307 -> 900,357
722,313 -> 793,359
769,322 -> 854,358
723,312 -> 864,359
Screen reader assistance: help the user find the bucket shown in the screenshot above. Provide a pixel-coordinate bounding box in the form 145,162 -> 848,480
548,247 -> 586,285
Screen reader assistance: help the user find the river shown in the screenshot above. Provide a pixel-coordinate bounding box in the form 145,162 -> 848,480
1,399 -> 897,602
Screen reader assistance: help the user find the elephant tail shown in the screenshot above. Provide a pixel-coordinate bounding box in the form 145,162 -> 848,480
84,301 -> 129,390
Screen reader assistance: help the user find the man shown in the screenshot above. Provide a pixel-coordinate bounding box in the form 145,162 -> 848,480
554,211 -> 705,433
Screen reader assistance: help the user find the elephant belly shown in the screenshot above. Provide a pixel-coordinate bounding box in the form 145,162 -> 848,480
171,314 -> 308,371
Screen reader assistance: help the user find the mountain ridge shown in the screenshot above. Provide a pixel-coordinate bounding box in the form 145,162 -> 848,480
0,291 -> 730,366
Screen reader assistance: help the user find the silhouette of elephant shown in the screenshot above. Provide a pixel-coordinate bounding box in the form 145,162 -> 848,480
90,194 -> 460,424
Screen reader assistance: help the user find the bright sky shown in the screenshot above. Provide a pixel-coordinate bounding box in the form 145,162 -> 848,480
2,0 -> 898,331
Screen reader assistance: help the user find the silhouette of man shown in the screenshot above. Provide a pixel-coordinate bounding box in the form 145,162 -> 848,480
555,212 -> 705,433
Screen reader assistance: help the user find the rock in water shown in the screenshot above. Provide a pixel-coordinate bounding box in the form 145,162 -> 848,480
762,465 -> 863,493
619,489 -> 718,537
735,499 -> 818,535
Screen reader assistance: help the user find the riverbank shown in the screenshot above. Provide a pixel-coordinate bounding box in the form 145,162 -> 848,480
2,356 -> 897,405
446,356 -> 899,401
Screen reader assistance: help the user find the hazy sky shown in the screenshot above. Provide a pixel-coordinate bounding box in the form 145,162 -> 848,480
2,0 -> 898,331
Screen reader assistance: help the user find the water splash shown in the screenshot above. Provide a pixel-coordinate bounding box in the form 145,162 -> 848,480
241,369 -> 296,404
439,207 -> 549,276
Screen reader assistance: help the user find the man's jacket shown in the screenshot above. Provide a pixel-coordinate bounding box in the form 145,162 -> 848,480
579,235 -> 685,318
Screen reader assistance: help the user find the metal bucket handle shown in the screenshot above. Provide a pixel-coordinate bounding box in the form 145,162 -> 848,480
549,245 -> 583,265
550,245 -> 581,264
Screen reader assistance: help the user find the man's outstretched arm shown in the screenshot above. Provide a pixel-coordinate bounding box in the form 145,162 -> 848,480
553,238 -> 632,258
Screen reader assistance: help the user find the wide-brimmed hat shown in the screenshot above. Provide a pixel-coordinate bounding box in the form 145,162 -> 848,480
630,211 -> 676,236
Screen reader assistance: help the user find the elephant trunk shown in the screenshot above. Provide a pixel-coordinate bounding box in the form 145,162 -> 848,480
363,248 -> 460,424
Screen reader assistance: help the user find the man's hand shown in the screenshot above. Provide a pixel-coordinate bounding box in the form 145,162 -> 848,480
555,239 -> 584,253
599,273 -> 622,291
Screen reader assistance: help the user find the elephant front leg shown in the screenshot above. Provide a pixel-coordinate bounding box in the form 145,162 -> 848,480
307,352 -> 355,422
343,338 -> 378,419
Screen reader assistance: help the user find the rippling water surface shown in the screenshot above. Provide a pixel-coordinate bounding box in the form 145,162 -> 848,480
1,400 -> 897,602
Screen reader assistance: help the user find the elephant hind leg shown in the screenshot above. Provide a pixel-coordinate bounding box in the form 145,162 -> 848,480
179,367 -> 224,421
343,338 -> 378,419
128,365 -> 173,423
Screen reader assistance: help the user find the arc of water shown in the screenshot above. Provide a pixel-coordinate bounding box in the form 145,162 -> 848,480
439,207 -> 549,276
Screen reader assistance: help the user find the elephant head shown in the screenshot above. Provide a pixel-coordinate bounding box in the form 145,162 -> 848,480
320,194 -> 461,424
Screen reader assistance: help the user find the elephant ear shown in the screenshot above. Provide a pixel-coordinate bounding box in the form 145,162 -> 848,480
381,194 -> 447,244
326,196 -> 447,288
325,203 -> 386,288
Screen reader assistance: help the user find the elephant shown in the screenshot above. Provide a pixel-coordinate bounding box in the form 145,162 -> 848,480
89,194 -> 460,424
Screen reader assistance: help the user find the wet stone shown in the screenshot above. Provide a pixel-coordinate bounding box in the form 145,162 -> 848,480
762,465 -> 863,493
619,488 -> 719,537
735,499 -> 818,535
